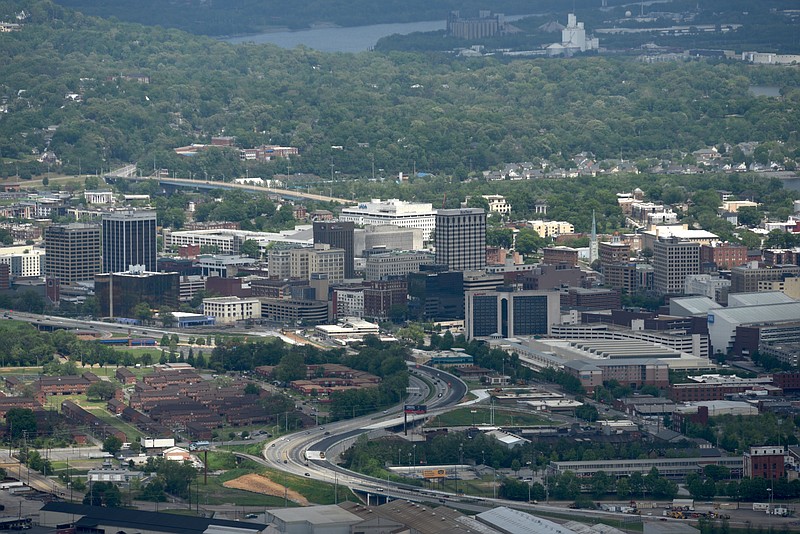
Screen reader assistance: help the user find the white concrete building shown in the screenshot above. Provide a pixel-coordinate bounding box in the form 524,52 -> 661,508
684,274 -> 730,300
561,13 -> 599,52
83,190 -> 114,204
528,220 -> 574,238
202,296 -> 261,324
0,246 -> 45,277
482,194 -> 512,215
315,318 -> 381,343
333,287 -> 364,319
290,244 -> 345,282
339,199 -> 437,241
364,250 -> 434,281
165,226 -> 313,255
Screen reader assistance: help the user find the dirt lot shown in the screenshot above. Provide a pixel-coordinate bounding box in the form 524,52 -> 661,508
223,474 -> 309,505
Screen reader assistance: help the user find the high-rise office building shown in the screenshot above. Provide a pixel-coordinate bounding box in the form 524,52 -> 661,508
407,265 -> 464,321
435,208 -> 486,272
465,288 -> 560,340
44,223 -> 102,283
653,237 -> 700,295
313,221 -> 354,278
102,210 -> 157,273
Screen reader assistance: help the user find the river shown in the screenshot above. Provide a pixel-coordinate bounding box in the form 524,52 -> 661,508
224,15 -> 535,53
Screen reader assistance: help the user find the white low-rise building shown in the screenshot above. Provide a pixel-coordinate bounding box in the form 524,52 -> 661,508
339,198 -> 437,241
202,296 -> 261,324
528,220 -> 574,238
314,318 -> 383,343
84,190 -> 114,204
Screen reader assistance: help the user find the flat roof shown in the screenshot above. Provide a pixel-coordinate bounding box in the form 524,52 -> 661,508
477,507 -> 576,534
42,502 -> 265,534
268,504 -> 361,525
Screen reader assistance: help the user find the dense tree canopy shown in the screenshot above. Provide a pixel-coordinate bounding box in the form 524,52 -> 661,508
2,0 -> 800,193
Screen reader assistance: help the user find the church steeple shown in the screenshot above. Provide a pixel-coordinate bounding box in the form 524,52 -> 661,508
589,210 -> 598,263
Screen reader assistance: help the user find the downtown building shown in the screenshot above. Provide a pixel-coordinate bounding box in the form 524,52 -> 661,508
313,221 -> 355,278
653,237 -> 700,295
44,223 -> 101,283
435,208 -> 486,272
465,288 -> 561,340
102,210 -> 157,273
340,198 -> 437,242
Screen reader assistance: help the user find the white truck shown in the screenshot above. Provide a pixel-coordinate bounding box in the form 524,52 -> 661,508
140,437 -> 175,449
768,507 -> 790,517
753,503 -> 770,512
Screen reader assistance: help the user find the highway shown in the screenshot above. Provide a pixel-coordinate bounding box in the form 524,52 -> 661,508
257,365 -> 467,496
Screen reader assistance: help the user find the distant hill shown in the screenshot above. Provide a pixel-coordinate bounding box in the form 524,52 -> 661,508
48,0 -> 597,36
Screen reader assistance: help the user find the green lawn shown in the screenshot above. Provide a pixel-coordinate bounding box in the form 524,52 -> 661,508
428,407 -> 552,427
42,394 -> 107,412
84,406 -> 142,441
259,466 -> 353,505
194,467 -> 293,507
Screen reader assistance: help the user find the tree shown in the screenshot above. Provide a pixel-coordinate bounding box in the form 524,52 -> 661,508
591,471 -> 613,498
575,404 -> 599,422
274,351 -> 306,382
134,302 -> 153,325
139,478 -> 167,502
736,206 -> 763,227
5,408 -> 37,442
244,382 -> 260,395
466,195 -> 490,211
515,228 -> 546,254
103,436 -> 123,457
616,477 -> 631,498
84,481 -> 122,507
87,381 -> 117,401
239,239 -> 261,259
160,307 -> 176,328
511,459 -> 521,476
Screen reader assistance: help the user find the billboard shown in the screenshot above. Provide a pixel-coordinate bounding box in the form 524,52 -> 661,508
404,404 -> 427,414
422,468 -> 447,479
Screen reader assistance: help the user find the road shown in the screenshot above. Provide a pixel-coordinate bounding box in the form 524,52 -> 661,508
115,173 -> 354,205
256,365 -> 466,491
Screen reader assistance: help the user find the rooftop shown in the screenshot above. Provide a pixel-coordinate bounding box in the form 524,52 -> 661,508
41,502 -> 265,534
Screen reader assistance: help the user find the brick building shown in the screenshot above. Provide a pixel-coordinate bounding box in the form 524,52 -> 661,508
542,246 -> 579,267
743,446 -> 785,480
36,372 -> 99,396
700,243 -> 748,270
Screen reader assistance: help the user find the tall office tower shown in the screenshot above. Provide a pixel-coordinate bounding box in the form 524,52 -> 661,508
102,210 -> 157,273
44,223 -> 102,283
465,288 -> 561,340
653,237 -> 700,295
435,208 -> 486,272
313,221 -> 355,278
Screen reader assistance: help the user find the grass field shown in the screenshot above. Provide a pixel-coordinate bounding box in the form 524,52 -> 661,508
259,466 -> 353,505
195,467 -> 290,507
427,406 -> 552,427
84,406 -> 143,441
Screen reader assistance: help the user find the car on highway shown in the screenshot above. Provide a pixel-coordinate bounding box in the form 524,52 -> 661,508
304,472 -> 310,476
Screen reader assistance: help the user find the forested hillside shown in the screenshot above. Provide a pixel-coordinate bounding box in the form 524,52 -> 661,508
46,0 -> 595,35
1,0 -> 799,187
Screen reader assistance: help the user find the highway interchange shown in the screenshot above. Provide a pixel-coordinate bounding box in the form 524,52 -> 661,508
7,311 -> 800,529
